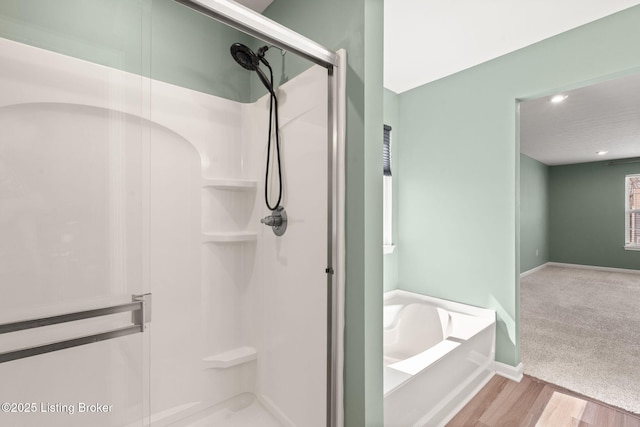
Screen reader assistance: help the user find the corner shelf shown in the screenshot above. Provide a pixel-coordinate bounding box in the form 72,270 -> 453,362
202,178 -> 257,191
202,231 -> 257,243
203,346 -> 257,369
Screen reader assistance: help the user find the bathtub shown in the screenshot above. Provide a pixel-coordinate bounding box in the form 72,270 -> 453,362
384,290 -> 496,427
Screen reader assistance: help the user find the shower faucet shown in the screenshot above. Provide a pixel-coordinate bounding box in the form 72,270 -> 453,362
260,206 -> 287,236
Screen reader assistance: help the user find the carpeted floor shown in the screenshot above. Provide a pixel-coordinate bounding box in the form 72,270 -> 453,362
520,265 -> 640,415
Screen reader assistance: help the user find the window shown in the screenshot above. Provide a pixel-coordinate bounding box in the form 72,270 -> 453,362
383,125 -> 394,254
625,174 -> 640,250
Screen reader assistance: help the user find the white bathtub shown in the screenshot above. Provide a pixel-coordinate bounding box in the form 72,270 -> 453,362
384,290 -> 496,427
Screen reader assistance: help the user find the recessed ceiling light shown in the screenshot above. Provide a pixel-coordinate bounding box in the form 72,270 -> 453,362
550,94 -> 568,103
596,150 -> 608,155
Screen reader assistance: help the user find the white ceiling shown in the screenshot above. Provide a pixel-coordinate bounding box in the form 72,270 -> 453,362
384,0 -> 640,94
240,0 -> 640,166
520,73 -> 640,166
382,0 -> 640,165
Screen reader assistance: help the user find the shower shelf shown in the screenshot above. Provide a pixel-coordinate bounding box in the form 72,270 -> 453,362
201,178 -> 257,190
203,346 -> 257,369
202,231 -> 257,243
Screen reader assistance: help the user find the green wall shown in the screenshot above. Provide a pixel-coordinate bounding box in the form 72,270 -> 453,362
520,154 -> 549,273
0,0 -> 148,74
151,0 -> 255,102
520,154 -> 640,273
397,5 -> 640,367
383,88 -> 400,291
263,1 -> 385,425
549,160 -> 640,270
0,0 -> 254,102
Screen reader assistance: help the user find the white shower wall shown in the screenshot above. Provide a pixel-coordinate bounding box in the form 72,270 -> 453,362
0,37 -> 149,427
0,36 -> 329,427
248,67 -> 329,427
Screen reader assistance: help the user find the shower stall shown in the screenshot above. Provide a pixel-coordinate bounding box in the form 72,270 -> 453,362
0,1 -> 345,426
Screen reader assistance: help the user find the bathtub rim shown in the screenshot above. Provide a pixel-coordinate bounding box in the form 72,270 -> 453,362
384,289 -> 496,321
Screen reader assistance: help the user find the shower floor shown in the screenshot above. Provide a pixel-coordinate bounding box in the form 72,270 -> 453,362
168,393 -> 283,427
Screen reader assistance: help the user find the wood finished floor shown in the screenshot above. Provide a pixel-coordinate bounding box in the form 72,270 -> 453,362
447,375 -> 640,427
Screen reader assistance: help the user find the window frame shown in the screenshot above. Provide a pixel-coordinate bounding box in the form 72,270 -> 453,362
383,124 -> 394,254
624,174 -> 640,251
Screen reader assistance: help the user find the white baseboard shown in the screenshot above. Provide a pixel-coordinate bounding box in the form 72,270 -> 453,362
495,361 -> 523,382
520,263 -> 549,278
547,262 -> 640,275
521,262 -> 640,278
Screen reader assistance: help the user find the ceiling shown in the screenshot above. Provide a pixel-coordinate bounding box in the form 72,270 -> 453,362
520,73 -> 640,166
237,0 -> 640,166
381,0 -> 640,165
241,1 -> 640,93
384,0 -> 640,94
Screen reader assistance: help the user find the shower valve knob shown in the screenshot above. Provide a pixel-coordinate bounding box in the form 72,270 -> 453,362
260,215 -> 281,226
260,206 -> 287,236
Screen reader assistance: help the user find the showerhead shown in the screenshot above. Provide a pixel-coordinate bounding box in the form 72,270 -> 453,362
229,43 -> 282,212
230,43 -> 259,71
230,42 -> 274,95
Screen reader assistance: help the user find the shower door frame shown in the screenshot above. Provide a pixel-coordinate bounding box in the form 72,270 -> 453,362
172,1 -> 346,426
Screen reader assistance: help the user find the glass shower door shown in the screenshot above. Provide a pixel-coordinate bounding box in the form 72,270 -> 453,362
0,1 -> 343,425
0,25 -> 149,427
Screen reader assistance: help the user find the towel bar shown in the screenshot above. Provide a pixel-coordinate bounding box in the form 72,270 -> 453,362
0,294 -> 151,364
